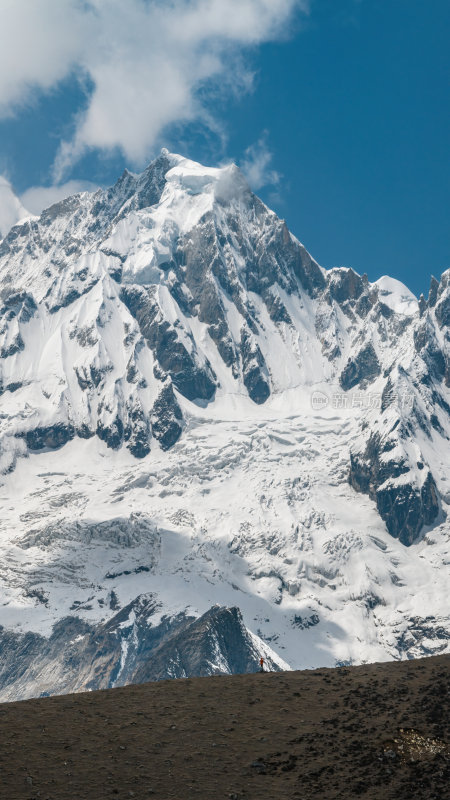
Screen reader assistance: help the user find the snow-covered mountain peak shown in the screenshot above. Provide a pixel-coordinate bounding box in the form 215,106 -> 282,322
168,155 -> 249,201
374,275 -> 418,315
0,152 -> 447,494
0,151 -> 449,699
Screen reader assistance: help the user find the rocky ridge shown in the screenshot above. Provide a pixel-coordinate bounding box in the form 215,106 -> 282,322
0,152 -> 449,699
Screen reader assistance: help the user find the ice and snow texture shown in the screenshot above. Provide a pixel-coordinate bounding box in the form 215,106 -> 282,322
1,405 -> 449,680
0,151 -> 449,698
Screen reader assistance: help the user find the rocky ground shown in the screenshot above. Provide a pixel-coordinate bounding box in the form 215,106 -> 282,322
0,654 -> 448,799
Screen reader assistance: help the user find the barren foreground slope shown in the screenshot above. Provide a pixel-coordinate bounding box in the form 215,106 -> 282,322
0,654 -> 448,799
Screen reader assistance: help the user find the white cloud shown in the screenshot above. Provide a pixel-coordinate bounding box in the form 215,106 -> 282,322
0,174 -> 99,238
20,180 -> 99,216
0,1 -> 88,116
0,0 -> 308,178
240,134 -> 281,191
0,176 -> 31,238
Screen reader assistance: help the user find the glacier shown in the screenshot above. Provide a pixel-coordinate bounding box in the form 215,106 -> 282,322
0,151 -> 449,700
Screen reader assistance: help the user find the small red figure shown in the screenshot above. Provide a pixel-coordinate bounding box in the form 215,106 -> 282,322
259,657 -> 264,672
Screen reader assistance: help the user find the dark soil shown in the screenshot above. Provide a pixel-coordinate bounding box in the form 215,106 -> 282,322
0,654 -> 448,800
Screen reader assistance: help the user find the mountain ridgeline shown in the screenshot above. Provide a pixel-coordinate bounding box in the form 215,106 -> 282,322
0,153 -> 449,701
0,151 -> 448,545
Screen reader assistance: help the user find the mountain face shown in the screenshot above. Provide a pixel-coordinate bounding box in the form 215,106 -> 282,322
0,151 -> 449,700
0,603 -> 285,701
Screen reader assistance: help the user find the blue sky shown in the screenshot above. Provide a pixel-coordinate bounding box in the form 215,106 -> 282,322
0,0 -> 448,297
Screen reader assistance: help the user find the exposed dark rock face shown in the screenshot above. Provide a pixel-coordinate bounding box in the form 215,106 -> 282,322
121,285 -> 217,402
40,195 -> 82,225
355,292 -> 374,317
149,200 -> 325,398
88,153 -> 171,236
113,153 -> 172,221
414,318 -> 446,378
76,423 -> 95,439
0,151 -> 448,550
428,275 -> 439,307
96,415 -> 124,450
0,218 -> 35,256
0,292 -> 36,359
1,291 -> 37,323
24,424 -> 75,451
133,606 -> 277,683
0,380 -> 23,394
0,332 -> 24,358
376,472 -> 440,545
240,327 -> 270,404
124,401 -> 151,458
75,363 -> 112,391
340,342 -> 381,390
349,433 -> 440,545
0,602 -> 279,700
69,323 -> 98,348
397,616 -> 450,655
263,289 -> 292,325
48,279 -> 99,314
328,268 -> 365,305
381,376 -> 396,412
150,380 -> 183,450
291,236 -> 327,296
435,290 -> 450,329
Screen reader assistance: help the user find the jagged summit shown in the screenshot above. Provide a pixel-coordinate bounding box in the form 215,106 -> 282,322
0,152 -> 449,699
0,151 -> 449,538
0,149 -> 324,470
110,148 -> 252,222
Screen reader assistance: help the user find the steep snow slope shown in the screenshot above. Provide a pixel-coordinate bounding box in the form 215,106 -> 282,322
0,152 -> 449,699
374,275 -> 418,315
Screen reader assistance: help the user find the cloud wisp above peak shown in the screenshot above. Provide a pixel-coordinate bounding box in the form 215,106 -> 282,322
20,179 -> 100,217
0,0 -> 309,180
0,174 -> 102,238
0,175 -> 31,239
240,134 -> 281,192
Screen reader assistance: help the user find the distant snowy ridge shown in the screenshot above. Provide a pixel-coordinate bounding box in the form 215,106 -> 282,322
374,275 -> 418,316
0,151 -> 449,700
